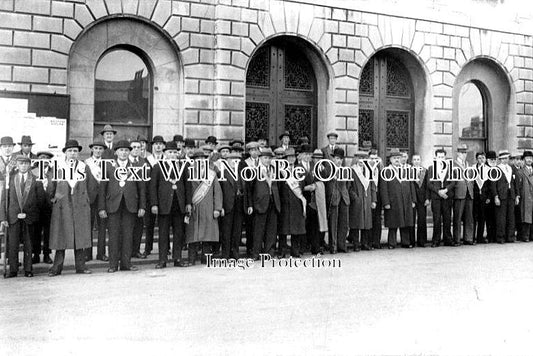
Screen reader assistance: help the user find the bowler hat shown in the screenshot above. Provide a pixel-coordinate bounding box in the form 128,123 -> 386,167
151,135 -> 165,145
299,144 -> 313,154
486,151 -> 497,159
279,131 -> 291,141
18,135 -> 34,146
205,136 -> 218,145
163,141 -> 179,152
100,124 -> 117,135
114,140 -> 132,151
89,139 -> 106,149
360,141 -> 372,151
0,136 -> 14,146
333,148 -> 345,159
173,134 -> 184,143
522,151 -> 533,159
62,139 -> 82,153
231,144 -> 244,152
184,138 -> 195,148
229,139 -> 244,147
218,144 -> 231,152
388,148 -> 402,158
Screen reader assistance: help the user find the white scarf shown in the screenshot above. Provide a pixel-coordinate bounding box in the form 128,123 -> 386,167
498,163 -> 512,188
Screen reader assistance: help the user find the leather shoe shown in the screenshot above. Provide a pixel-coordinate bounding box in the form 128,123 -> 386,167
5,272 -> 17,278
76,269 -> 92,274
43,255 -> 53,264
107,268 -> 117,273
48,270 -> 61,277
133,252 -> 147,259
24,271 -> 34,277
155,262 -> 166,269
143,250 -> 151,256
174,260 -> 188,267
97,255 -> 109,262
431,243 -> 440,248
121,265 -> 139,271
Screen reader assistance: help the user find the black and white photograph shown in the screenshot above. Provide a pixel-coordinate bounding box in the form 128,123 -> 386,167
0,0 -> 532,354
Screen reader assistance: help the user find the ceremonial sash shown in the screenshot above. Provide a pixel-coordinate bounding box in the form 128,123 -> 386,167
352,165 -> 370,192
314,181 -> 328,232
192,168 -> 216,206
85,157 -> 102,182
498,164 -> 512,189
287,173 -> 307,217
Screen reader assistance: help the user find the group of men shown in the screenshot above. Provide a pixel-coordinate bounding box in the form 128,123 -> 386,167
1,125 -> 531,278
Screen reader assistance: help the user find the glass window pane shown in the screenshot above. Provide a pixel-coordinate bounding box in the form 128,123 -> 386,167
458,82 -> 485,138
95,49 -> 150,124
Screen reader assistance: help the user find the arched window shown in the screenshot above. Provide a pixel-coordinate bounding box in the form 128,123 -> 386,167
94,47 -> 152,140
458,81 -> 487,162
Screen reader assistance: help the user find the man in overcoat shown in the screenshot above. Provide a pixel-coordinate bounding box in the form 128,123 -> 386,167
49,140 -> 95,276
380,150 -> 416,248
150,141 -> 191,268
519,151 -> 533,241
473,152 -> 489,244
491,150 -> 520,244
218,152 -> 245,259
278,148 -> 306,258
348,151 -> 377,251
31,151 -> 54,264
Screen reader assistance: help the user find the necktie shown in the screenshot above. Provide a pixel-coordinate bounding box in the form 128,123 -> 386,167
20,174 -> 25,193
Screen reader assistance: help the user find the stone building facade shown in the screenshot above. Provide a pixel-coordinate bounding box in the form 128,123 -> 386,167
0,0 -> 532,163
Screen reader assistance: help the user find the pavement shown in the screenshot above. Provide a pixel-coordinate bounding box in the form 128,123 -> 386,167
1,238 -> 533,356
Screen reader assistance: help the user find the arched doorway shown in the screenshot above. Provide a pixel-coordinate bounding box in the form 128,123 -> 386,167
245,38 -> 318,146
358,53 -> 415,156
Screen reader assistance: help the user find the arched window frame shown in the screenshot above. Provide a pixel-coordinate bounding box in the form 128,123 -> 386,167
94,44 -> 154,140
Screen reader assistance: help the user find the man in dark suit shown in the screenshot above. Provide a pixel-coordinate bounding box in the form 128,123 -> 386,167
84,139 -> 108,262
247,148 -> 280,259
1,155 -> 45,278
321,131 -> 339,161
325,148 -> 350,253
218,152 -> 245,259
100,124 -> 117,160
129,138 -> 149,259
411,154 -> 429,247
511,153 -> 524,240
150,141 -> 191,268
241,141 -> 261,257
428,149 -> 454,247
99,140 -> 146,273
31,151 -> 55,264
1,136 -> 17,206
519,151 -> 533,242
484,151 -> 498,243
491,150 -> 520,244
473,152 -> 489,244
452,145 -> 474,246
368,149 -> 383,249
